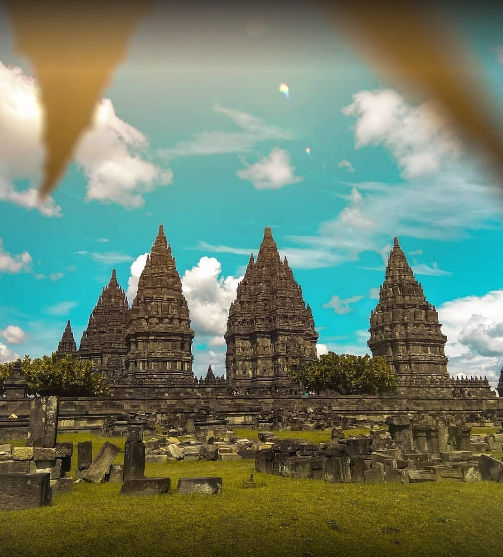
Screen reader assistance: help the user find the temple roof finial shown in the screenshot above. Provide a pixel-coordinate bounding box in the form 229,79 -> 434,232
394,236 -> 400,247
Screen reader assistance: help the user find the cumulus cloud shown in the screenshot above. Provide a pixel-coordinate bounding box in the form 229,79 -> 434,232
77,99 -> 172,209
34,272 -> 65,281
323,294 -> 364,315
316,343 -> 329,356
162,104 -> 293,158
0,61 -> 168,213
0,238 -> 32,274
438,289 -> 503,385
338,159 -> 354,172
0,342 -> 18,363
237,147 -> 302,190
0,325 -> 26,345
126,253 -> 149,304
342,89 -> 461,178
90,252 -> 134,265
46,301 -> 78,316
181,257 -> 242,345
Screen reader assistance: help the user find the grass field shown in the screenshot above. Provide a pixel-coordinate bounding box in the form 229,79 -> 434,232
1,432 -> 503,557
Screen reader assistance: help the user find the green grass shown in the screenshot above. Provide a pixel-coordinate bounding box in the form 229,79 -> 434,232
234,428 -> 375,444
2,433 -> 503,556
471,426 -> 501,436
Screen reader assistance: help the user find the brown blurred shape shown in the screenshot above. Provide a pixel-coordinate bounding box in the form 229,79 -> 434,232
323,1 -> 503,179
5,2 -> 152,199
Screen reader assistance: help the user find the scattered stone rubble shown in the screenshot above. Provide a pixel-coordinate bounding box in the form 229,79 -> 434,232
255,416 -> 503,484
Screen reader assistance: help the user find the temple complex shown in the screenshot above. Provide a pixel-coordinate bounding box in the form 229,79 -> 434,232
498,368 -> 503,397
225,227 -> 318,392
79,269 -> 129,380
368,237 -> 449,380
124,225 -> 194,384
56,320 -> 77,357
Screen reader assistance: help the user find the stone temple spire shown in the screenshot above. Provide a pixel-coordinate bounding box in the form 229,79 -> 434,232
225,226 -> 318,391
497,367 -> 503,397
56,320 -> 77,357
368,237 -> 448,379
79,268 -> 129,379
125,225 -> 194,383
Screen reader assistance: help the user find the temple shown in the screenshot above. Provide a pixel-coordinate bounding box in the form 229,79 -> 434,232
79,269 -> 129,380
125,225 -> 194,383
225,227 -> 318,392
56,320 -> 77,357
368,237 -> 448,379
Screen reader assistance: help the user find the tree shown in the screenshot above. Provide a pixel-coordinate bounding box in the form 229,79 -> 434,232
0,361 -> 14,394
289,352 -> 397,395
20,353 -> 108,397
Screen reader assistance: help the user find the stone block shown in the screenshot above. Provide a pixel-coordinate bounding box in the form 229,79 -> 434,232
0,444 -> 12,454
407,470 -> 437,483
258,431 -> 276,442
386,468 -> 408,483
277,439 -> 309,455
53,477 -> 73,494
167,437 -> 180,444
120,478 -> 171,496
479,454 -> 503,482
492,433 -> 503,443
349,456 -> 368,483
219,454 -> 241,461
255,449 -> 274,474
177,477 -> 222,495
13,447 -> 34,461
34,447 -> 57,461
109,465 -> 124,483
27,396 -> 58,448
146,454 -> 168,463
364,467 -> 385,483
323,457 -> 351,483
217,445 -> 237,455
0,472 -> 52,510
200,445 -> 219,461
237,448 -> 256,460
124,440 -> 145,481
55,443 -> 73,458
440,451 -> 472,462
0,460 -> 30,473
83,442 -> 120,483
78,441 -> 92,470
345,437 -> 372,456
166,443 -> 184,460
127,425 -> 143,443
461,464 -> 481,482
279,456 -> 312,479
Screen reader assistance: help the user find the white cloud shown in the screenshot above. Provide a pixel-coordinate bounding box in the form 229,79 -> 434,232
323,294 -> 364,315
0,61 -> 169,213
0,325 -> 26,345
342,89 -> 461,178
438,289 -> 503,385
316,343 -> 328,356
411,262 -> 450,276
126,253 -> 149,304
192,347 -> 227,378
181,257 -> 242,344
368,287 -> 380,300
162,104 -> 293,158
199,241 -> 253,256
237,147 -> 302,190
46,301 -> 78,316
34,272 -> 64,281
0,238 -> 32,274
338,159 -> 354,172
77,99 -> 172,209
97,238 -> 110,243
90,252 -> 134,265
0,342 -> 18,363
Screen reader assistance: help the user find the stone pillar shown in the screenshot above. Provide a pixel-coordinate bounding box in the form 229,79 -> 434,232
460,426 -> 472,451
78,441 -> 93,471
414,430 -> 428,453
123,426 -> 145,482
26,396 -> 58,448
429,429 -> 440,455
387,416 -> 413,453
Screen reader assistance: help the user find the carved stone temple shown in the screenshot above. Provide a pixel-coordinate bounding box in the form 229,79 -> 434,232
79,269 -> 129,380
56,320 -> 77,357
225,227 -> 318,392
368,237 -> 449,380
125,225 -> 195,383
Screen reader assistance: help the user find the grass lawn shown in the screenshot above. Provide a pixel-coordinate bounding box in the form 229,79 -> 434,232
234,428 -> 375,444
1,432 -> 503,556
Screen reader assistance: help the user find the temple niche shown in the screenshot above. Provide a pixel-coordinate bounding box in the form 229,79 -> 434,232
368,237 -> 449,380
56,320 -> 77,357
225,227 -> 318,390
125,225 -> 194,383
78,269 -> 129,380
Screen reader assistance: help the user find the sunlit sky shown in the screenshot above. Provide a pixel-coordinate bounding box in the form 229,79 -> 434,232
1,3 -> 503,384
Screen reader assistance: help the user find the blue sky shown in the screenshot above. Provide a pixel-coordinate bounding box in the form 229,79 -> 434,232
1,3 -> 503,384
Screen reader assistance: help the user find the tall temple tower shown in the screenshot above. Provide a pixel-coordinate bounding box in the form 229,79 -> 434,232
368,237 -> 448,379
56,320 -> 77,357
79,269 -> 129,380
225,227 -> 318,391
125,225 -> 194,383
